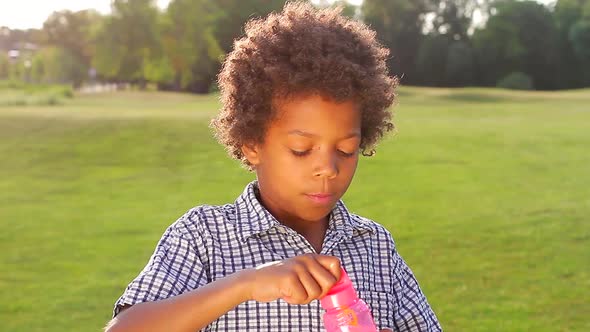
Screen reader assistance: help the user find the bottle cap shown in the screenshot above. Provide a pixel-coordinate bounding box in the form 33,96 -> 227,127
320,268 -> 358,310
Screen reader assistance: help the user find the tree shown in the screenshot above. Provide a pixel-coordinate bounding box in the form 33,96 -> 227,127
0,53 -> 9,79
316,0 -> 359,19
472,0 -> 559,90
416,34 -> 451,86
158,0 -> 223,92
431,0 -> 491,41
213,0 -> 289,53
93,0 -> 161,84
445,41 -> 475,86
42,10 -> 102,67
156,0 -> 287,92
31,47 -> 86,85
362,0 -> 436,84
31,53 -> 45,83
0,26 -> 10,51
0,27 -> 43,51
569,19 -> 590,84
472,9 -> 523,86
142,56 -> 175,89
570,19 -> 590,59
554,0 -> 590,88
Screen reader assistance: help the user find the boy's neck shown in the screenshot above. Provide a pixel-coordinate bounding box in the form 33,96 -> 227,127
254,187 -> 329,253
280,216 -> 329,254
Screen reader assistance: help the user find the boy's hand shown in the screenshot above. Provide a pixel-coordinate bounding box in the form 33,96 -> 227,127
241,254 -> 342,305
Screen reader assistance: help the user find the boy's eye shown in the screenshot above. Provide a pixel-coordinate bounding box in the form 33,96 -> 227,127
338,150 -> 356,157
291,149 -> 356,158
291,150 -> 311,157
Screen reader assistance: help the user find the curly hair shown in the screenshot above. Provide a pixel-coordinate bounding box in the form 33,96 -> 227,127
211,1 -> 397,169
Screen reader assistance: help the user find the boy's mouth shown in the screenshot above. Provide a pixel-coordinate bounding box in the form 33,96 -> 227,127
305,193 -> 334,205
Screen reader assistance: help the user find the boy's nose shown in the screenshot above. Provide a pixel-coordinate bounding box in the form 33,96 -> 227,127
313,152 -> 338,179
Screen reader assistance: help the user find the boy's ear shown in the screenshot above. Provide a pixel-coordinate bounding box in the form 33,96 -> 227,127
241,143 -> 261,166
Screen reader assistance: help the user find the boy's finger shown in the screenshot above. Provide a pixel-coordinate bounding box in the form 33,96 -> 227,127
305,256 -> 338,297
297,269 -> 322,302
315,255 -> 342,280
280,275 -> 307,304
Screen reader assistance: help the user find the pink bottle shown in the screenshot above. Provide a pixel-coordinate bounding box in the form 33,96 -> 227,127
320,268 -> 377,332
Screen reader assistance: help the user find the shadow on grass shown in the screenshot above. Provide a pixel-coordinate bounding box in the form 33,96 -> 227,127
438,92 -> 512,103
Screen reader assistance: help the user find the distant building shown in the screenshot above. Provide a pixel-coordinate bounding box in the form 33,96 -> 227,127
7,42 -> 37,63
8,49 -> 19,59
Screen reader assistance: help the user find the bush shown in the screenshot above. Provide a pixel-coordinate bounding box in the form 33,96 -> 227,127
0,80 -> 71,106
55,85 -> 74,98
0,53 -> 9,80
0,80 -> 24,90
0,93 -> 64,107
497,72 -> 534,90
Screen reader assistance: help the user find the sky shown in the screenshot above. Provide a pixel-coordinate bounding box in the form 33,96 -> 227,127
0,0 -> 554,30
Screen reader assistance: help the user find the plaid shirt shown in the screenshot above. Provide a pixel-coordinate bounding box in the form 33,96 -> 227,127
114,181 -> 442,331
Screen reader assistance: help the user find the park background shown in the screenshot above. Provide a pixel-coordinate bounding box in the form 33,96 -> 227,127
0,0 -> 589,331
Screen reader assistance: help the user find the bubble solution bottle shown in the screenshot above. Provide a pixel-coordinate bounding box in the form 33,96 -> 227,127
320,268 -> 378,332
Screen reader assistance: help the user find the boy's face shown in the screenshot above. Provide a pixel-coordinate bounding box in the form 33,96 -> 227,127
242,94 -> 361,226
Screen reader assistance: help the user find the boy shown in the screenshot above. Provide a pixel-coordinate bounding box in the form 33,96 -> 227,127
106,2 -> 442,331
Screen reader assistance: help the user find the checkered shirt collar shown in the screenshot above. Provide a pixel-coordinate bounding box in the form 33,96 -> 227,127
233,180 -> 375,241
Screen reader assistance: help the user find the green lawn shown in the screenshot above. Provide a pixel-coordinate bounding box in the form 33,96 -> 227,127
1,87 -> 589,331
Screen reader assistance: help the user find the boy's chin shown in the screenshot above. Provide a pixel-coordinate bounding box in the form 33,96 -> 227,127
297,205 -> 336,223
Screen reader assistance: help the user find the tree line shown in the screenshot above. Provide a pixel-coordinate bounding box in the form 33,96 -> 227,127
0,0 -> 589,92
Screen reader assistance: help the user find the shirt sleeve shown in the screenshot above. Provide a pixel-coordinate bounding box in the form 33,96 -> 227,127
389,250 -> 443,332
112,211 -> 209,317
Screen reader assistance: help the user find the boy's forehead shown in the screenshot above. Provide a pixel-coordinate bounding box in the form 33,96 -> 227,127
287,129 -> 361,140
273,93 -> 359,115
269,94 -> 361,135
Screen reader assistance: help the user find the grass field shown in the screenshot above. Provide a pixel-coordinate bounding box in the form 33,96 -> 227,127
1,87 -> 589,331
